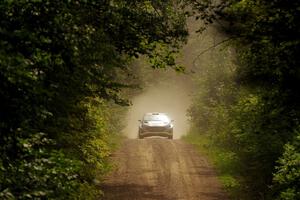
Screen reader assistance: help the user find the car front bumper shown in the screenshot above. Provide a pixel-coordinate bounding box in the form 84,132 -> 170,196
139,126 -> 173,137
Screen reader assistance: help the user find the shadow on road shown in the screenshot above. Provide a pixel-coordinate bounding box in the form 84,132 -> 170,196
101,183 -> 172,200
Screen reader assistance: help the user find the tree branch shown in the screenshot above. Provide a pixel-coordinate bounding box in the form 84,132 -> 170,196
192,37 -> 235,67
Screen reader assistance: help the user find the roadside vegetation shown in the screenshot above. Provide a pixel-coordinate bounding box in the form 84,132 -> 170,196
183,131 -> 240,196
186,0 -> 300,199
0,1 -> 187,199
1,0 -> 299,199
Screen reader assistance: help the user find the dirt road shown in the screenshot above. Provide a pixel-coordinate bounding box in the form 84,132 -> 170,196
101,139 -> 228,200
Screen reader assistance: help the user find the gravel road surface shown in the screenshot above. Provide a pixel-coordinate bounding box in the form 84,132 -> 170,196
101,139 -> 228,200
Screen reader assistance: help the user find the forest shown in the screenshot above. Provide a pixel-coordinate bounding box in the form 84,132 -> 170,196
0,0 -> 299,199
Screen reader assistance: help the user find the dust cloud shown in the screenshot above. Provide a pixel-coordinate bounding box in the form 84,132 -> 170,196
123,75 -> 193,139
123,17 -> 226,139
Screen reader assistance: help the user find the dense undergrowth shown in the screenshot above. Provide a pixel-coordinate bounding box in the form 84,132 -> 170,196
0,97 -> 124,199
0,0 -> 187,199
187,0 -> 300,199
183,131 -> 240,197
1,0 -> 299,199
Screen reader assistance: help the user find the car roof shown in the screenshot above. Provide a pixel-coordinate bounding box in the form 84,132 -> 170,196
143,113 -> 170,121
144,112 -> 167,116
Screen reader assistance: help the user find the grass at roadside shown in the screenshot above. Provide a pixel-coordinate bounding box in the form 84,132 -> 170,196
108,133 -> 126,152
182,131 -> 241,199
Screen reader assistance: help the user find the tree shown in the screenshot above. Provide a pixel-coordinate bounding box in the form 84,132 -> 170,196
188,0 -> 300,199
0,0 -> 188,198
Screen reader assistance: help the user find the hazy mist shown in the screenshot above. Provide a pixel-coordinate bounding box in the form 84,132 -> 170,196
123,77 -> 193,139
123,18 -> 226,139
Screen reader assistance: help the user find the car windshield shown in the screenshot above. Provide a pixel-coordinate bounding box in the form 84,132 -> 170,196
143,114 -> 170,122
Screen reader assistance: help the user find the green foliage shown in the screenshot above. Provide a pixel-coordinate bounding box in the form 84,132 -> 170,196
183,131 -> 240,197
228,90 -> 297,199
273,131 -> 300,200
0,132 -> 84,199
0,0 -> 188,198
188,0 -> 300,199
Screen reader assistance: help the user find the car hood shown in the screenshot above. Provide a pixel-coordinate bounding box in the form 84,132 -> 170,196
143,121 -> 170,126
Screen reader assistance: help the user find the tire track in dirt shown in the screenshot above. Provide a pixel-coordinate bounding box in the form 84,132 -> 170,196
101,139 -> 228,200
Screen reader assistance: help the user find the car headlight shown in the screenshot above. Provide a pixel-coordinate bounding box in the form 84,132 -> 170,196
167,124 -> 173,128
141,123 -> 149,128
